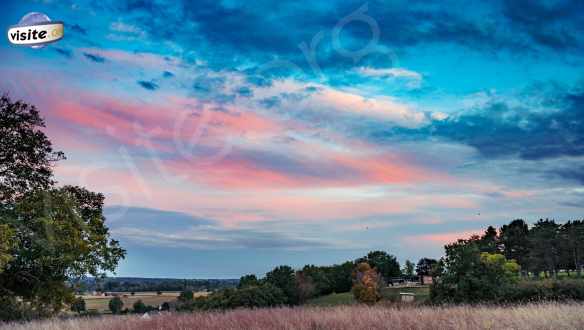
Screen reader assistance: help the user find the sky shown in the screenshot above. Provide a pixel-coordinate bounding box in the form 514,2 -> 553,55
1,0 -> 583,278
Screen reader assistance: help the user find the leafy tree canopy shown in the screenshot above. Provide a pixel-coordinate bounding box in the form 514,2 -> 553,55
0,95 -> 125,320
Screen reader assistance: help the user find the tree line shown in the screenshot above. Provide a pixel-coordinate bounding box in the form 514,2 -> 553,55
431,219 -> 584,303
463,219 -> 584,277
176,251 -> 441,309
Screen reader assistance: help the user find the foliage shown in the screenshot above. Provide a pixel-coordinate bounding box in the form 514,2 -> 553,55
182,283 -> 286,310
402,260 -> 415,277
431,237 -> 520,303
295,271 -> 316,303
71,297 -> 86,314
132,299 -> 152,314
0,95 -> 64,203
351,262 -> 381,305
559,220 -> 584,275
416,258 -> 437,276
356,251 -> 400,283
0,95 -> 125,320
528,219 -> 561,276
305,292 -> 355,306
238,274 -> 260,289
301,265 -> 332,296
479,226 -> 499,253
503,279 -> 584,302
95,277 -> 237,293
265,265 -> 298,305
0,224 -> 14,272
178,290 -> 194,302
108,296 -> 124,314
500,219 -> 530,271
321,261 -> 354,294
0,187 -> 125,318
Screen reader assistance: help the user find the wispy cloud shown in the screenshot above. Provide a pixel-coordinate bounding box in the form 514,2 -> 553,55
83,52 -> 106,63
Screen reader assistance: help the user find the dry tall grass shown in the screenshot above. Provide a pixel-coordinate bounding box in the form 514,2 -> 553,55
3,302 -> 584,330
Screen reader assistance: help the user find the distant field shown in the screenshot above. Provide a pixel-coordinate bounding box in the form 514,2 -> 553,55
306,286 -> 430,306
79,292 -> 207,313
6,303 -> 584,330
380,285 -> 430,303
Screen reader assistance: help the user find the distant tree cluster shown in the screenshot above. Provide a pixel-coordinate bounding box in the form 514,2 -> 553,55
431,218 -> 584,303
176,250 -> 403,310
97,278 -> 237,293
476,219 -> 584,277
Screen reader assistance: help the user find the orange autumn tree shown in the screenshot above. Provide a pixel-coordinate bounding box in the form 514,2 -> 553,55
352,262 -> 382,304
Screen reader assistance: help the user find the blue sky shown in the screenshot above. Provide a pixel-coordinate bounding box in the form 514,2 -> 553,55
1,0 -> 583,278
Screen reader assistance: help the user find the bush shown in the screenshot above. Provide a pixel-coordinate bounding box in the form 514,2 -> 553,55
0,295 -> 35,321
71,297 -> 86,314
132,299 -> 147,314
502,279 -> 584,303
178,290 -> 194,302
108,296 -> 124,314
180,284 -> 287,311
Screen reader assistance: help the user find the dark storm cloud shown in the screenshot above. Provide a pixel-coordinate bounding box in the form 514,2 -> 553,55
547,166 -> 584,185
99,0 -> 584,76
137,80 -> 159,91
83,52 -> 106,63
502,0 -> 584,51
162,71 -> 174,78
382,84 -> 584,162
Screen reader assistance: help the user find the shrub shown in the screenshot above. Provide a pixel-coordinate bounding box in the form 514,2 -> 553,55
181,284 -> 287,311
108,296 -> 123,314
132,299 -> 147,314
502,279 -> 584,303
352,262 -> 381,305
178,290 -> 194,302
71,297 -> 86,314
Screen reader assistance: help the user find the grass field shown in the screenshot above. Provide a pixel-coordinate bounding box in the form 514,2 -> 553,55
306,286 -> 431,306
380,286 -> 431,303
5,303 -> 584,330
79,292 -> 192,313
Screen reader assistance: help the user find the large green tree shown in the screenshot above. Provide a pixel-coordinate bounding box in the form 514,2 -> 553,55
356,251 -> 401,282
237,274 -> 260,289
322,261 -> 353,293
559,221 -> 584,276
499,219 -> 530,273
528,219 -> 560,277
0,95 -> 125,320
431,237 -> 520,303
416,258 -> 437,276
265,265 -> 298,305
0,95 -> 64,203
